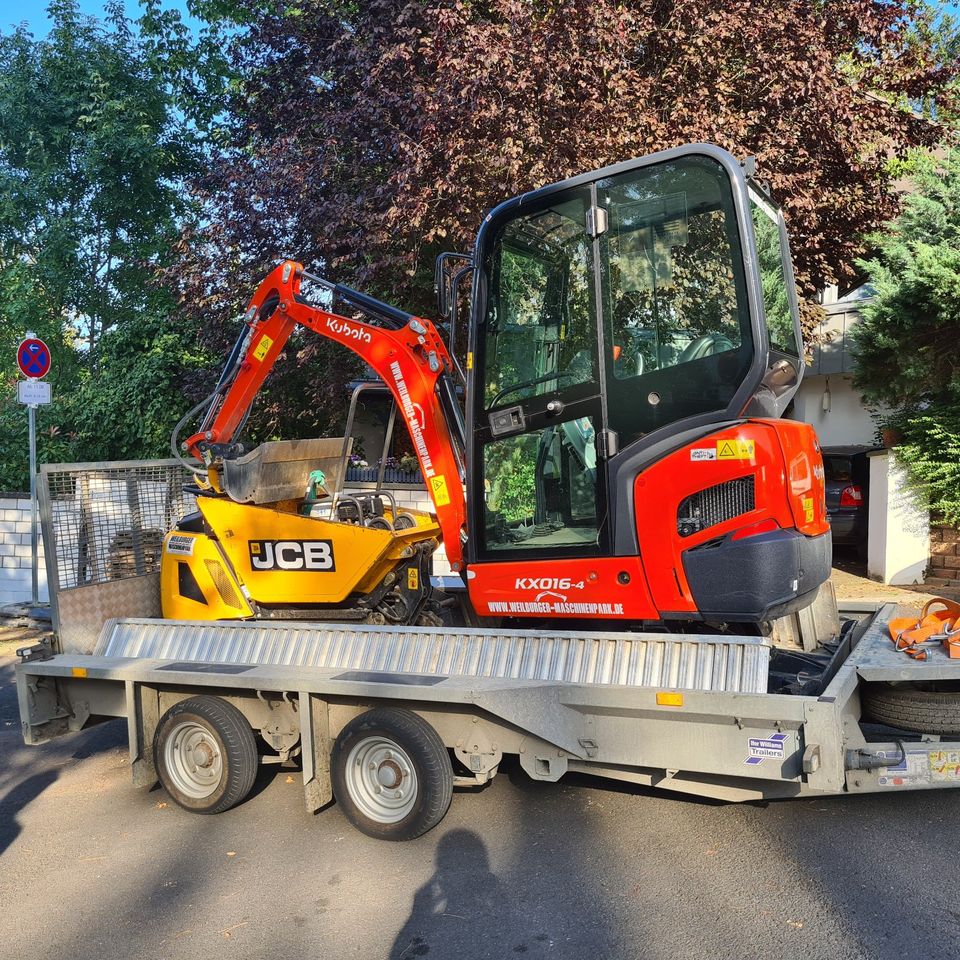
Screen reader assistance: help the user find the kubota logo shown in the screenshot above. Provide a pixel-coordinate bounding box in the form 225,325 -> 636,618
326,317 -> 371,343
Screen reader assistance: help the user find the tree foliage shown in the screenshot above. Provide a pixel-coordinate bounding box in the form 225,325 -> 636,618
0,0 -> 222,489
173,0 -> 958,339
854,149 -> 960,523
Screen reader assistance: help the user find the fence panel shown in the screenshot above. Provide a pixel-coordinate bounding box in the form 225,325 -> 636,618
40,459 -> 195,653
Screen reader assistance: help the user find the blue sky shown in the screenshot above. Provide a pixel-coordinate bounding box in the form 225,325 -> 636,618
0,0 -> 200,37
2,0 -> 960,39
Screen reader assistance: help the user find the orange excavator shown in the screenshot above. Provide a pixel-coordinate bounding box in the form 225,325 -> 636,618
161,143 -> 831,630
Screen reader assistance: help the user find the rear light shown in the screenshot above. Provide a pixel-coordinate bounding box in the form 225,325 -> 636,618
730,518 -> 780,541
839,484 -> 863,508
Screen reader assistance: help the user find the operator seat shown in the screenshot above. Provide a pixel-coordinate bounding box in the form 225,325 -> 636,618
677,333 -> 734,363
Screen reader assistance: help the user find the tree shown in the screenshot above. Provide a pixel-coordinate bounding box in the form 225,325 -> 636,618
0,0 -> 222,487
172,0 -> 958,340
853,149 -> 960,524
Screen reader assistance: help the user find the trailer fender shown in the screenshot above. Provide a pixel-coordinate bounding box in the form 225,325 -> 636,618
299,693 -> 333,814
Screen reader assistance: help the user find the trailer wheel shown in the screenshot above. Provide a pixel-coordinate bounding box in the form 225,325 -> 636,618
154,696 -> 258,814
332,708 -> 453,840
862,684 -> 960,735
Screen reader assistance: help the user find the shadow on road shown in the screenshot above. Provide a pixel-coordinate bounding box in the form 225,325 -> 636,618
0,769 -> 58,857
389,829 -> 510,960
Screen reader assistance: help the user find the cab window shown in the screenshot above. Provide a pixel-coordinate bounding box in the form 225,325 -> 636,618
599,156 -> 754,448
482,192 -> 598,411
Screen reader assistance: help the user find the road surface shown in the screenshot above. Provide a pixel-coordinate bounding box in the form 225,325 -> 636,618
2,650 -> 958,960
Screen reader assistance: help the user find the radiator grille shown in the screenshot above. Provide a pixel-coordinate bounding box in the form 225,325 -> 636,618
677,476 -> 755,537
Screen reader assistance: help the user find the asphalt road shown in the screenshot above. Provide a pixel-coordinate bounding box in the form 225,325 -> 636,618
3,650 -> 960,960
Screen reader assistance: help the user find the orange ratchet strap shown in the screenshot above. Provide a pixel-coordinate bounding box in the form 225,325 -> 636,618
888,598 -> 960,661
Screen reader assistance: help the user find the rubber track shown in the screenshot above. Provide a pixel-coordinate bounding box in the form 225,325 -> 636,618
156,696 -> 258,814
862,686 -> 960,736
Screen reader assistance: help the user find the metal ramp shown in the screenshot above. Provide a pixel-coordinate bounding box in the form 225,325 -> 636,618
94,618 -> 770,694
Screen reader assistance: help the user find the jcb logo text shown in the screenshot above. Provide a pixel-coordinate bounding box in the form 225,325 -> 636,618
249,540 -> 335,571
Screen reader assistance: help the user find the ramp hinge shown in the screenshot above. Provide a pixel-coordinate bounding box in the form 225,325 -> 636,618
586,205 -> 608,238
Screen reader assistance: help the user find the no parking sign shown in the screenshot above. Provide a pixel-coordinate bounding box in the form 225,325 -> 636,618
17,337 -> 52,379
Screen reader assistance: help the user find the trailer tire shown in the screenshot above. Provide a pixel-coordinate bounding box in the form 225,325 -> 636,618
332,708 -> 452,840
154,696 -> 258,814
862,684 -> 960,735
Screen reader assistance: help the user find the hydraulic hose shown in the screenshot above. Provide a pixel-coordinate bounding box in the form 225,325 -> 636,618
170,391 -> 220,475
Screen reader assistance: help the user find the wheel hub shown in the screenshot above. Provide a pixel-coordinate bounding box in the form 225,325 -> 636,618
163,720 -> 224,799
376,759 -> 403,789
346,736 -> 418,823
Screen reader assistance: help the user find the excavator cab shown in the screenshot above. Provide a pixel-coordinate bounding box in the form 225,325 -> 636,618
461,144 -> 829,622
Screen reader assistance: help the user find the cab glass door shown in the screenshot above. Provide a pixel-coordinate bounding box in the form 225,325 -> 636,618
475,189 -> 606,558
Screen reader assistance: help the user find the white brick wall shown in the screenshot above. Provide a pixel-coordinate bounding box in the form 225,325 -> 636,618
0,495 -> 47,605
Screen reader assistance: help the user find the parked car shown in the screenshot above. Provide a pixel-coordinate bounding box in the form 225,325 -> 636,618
822,445 -> 872,558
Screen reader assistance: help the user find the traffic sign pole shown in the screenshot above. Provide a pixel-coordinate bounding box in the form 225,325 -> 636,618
16,330 -> 51,608
28,400 -> 38,605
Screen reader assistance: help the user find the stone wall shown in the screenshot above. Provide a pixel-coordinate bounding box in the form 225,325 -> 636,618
0,493 -> 47,606
929,524 -> 960,584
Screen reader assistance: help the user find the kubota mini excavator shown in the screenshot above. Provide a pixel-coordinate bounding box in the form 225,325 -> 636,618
161,144 -> 831,630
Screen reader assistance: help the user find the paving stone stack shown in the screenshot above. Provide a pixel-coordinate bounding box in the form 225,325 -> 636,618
929,525 -> 960,589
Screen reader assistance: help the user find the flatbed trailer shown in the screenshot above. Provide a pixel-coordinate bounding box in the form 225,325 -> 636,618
15,601 -> 960,839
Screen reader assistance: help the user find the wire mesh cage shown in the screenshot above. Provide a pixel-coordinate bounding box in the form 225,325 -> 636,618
41,460 -> 196,591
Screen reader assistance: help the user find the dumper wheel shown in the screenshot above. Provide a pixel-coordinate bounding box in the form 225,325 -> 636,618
332,708 -> 453,840
862,684 -> 960,736
154,696 -> 258,814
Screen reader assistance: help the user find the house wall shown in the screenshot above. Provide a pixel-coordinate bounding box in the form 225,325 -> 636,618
790,374 -> 877,447
0,494 -> 47,607
867,451 -> 929,585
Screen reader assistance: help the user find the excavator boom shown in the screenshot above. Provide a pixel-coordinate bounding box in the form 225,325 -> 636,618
184,261 -> 467,571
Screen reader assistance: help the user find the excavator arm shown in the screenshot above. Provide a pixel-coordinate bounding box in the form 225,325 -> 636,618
183,260 -> 468,571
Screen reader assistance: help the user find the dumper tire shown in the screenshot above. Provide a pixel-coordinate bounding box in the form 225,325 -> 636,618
332,708 -> 453,840
862,684 -> 960,736
154,696 -> 258,814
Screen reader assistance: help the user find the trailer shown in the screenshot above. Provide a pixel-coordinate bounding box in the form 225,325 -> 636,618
15,458 -> 960,840
14,598 -> 960,840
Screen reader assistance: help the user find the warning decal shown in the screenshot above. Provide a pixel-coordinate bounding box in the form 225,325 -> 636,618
872,749 -> 960,786
929,750 -> 960,782
430,474 -> 451,507
252,335 -> 273,361
802,496 -> 815,523
717,439 -> 756,460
